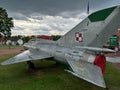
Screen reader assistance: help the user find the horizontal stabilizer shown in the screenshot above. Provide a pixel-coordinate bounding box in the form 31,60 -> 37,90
75,46 -> 115,53
65,56 -> 106,88
106,57 -> 120,63
1,50 -> 52,65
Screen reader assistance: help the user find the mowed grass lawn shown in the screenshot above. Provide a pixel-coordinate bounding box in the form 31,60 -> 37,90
0,45 -> 22,49
0,53 -> 120,90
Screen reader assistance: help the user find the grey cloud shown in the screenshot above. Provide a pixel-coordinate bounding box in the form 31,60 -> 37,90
14,26 -> 25,31
8,11 -> 28,20
33,27 -> 50,32
2,0 -> 120,36
0,0 -> 110,17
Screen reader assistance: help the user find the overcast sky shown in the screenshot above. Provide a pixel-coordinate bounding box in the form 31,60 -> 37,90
0,0 -> 120,36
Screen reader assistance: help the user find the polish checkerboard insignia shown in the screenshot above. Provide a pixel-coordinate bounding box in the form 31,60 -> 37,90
75,32 -> 83,42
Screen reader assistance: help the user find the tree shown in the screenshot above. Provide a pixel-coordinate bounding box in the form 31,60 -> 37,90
0,7 -> 14,39
52,35 -> 61,41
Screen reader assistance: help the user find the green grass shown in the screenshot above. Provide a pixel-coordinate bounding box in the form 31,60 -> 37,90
0,54 -> 120,90
0,45 -> 22,49
104,63 -> 120,90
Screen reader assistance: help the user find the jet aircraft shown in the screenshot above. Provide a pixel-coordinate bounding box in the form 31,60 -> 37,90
1,6 -> 120,88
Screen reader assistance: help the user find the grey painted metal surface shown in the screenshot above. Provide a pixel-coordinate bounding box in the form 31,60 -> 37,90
65,57 -> 106,88
1,6 -> 120,88
58,6 -> 120,48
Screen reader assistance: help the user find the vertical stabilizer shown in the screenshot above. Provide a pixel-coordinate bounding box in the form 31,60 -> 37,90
58,6 -> 120,48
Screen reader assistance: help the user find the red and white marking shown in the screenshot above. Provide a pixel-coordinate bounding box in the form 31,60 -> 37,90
75,32 -> 83,42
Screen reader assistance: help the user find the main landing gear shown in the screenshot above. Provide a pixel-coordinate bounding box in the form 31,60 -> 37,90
27,61 -> 36,72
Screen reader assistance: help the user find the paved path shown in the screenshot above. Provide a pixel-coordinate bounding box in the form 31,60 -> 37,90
0,48 -> 24,55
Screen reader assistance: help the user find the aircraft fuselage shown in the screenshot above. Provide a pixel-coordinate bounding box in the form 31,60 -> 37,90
24,39 -> 96,65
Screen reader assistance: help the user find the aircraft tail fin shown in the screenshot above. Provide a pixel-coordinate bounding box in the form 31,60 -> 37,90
58,6 -> 120,48
106,56 -> 120,63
